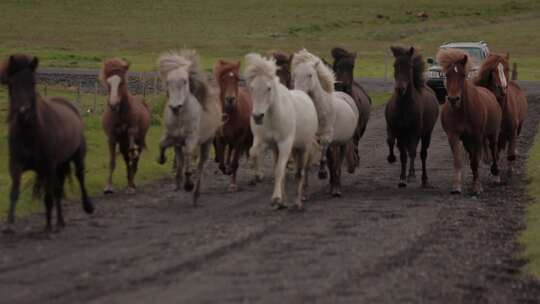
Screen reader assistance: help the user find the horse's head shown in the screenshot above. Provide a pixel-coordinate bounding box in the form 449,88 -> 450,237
444,56 -> 468,108
391,46 -> 416,97
482,54 -> 510,103
244,53 -> 279,125
273,52 -> 292,89
165,67 -> 191,115
332,47 -> 356,95
293,61 -> 322,95
0,54 -> 39,121
215,60 -> 241,113
100,58 -> 129,113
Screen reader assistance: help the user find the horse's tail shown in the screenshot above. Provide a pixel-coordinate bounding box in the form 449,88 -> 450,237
32,164 -> 72,199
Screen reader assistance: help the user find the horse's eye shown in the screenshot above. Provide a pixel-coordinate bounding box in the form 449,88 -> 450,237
267,87 -> 271,92
308,74 -> 313,78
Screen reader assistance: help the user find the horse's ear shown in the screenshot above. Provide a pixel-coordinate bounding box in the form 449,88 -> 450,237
30,56 -> 39,71
460,54 -> 468,66
408,47 -> 415,57
390,46 -> 401,58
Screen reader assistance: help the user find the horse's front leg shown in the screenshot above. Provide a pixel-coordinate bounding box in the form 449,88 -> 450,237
183,136 -> 198,193
193,140 -> 211,205
507,131 -> 518,178
420,134 -> 433,188
333,144 -> 346,197
470,139 -> 483,195
104,140 -> 117,194
318,141 -> 330,180
228,142 -> 243,192
173,145 -> 184,191
3,163 -> 22,233
448,133 -> 463,194
271,138 -> 293,209
386,126 -> 396,163
407,136 -> 420,183
248,136 -> 266,185
294,147 -> 308,210
397,139 -> 408,188
157,134 -> 175,165
489,134 -> 501,184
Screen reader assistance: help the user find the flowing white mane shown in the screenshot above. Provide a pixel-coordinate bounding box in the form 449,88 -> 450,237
291,49 -> 335,93
244,53 -> 277,84
157,49 -> 211,110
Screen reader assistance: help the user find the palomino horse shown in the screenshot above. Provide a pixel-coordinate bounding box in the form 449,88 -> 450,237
331,47 -> 371,173
100,58 -> 150,194
438,48 -> 502,194
1,54 -> 94,232
213,60 -> 253,192
474,53 -> 527,178
385,46 -> 439,188
157,50 -> 222,205
245,53 -> 318,209
272,51 -> 293,89
292,49 -> 358,197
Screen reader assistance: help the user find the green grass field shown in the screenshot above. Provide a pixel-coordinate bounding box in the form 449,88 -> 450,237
0,0 -> 539,79
0,87 -> 172,219
521,125 -> 540,277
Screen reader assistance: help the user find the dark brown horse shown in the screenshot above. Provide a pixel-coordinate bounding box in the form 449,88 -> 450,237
100,58 -> 150,194
331,47 -> 371,173
438,49 -> 502,194
385,46 -> 439,188
213,60 -> 253,192
1,54 -> 94,232
272,51 -> 293,89
474,53 -> 527,178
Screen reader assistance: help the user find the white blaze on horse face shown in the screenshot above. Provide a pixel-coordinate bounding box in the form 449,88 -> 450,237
166,69 -> 190,109
293,63 -> 316,93
249,76 -> 274,117
497,63 -> 507,89
106,75 -> 122,107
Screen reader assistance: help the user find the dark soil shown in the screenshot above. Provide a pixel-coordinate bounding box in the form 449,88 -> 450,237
1,90 -> 540,303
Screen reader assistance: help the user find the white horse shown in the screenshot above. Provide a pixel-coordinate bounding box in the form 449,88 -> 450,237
156,49 -> 222,205
292,49 -> 358,196
245,53 -> 318,210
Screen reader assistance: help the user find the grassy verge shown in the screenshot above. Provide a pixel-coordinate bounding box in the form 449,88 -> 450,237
0,87 -> 170,219
0,1 -> 539,79
369,91 -> 393,108
521,125 -> 540,277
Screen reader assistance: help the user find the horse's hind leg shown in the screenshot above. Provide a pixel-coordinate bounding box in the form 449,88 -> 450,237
54,164 -> 69,229
489,135 -> 501,184
44,190 -> 54,233
174,145 -> 184,191
326,145 -> 336,195
469,140 -> 483,195
104,140 -> 117,194
333,145 -> 346,197
228,144 -> 242,192
448,134 -> 464,194
420,134 -> 432,187
507,131 -> 518,178
73,146 -> 94,214
293,148 -> 308,210
387,127 -> 396,163
123,152 -> 136,194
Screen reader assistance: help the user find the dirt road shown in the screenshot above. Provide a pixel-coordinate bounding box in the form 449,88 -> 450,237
1,93 -> 540,303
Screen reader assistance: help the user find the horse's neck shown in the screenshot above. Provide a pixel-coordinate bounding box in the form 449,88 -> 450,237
309,84 -> 333,125
267,86 -> 288,120
396,82 -> 418,107
462,81 -> 477,117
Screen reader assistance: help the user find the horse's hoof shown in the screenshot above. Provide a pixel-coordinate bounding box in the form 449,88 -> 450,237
249,176 -> 262,186
347,167 -> 356,174
332,191 -> 342,198
228,184 -> 238,192
421,181 -> 434,189
301,195 -> 308,202
184,180 -> 195,192
387,154 -> 396,164
83,199 -> 95,214
126,187 -> 136,194
407,175 -> 416,183
398,182 -> 407,188
318,170 -> 328,180
271,198 -> 286,210
103,187 -> 115,195
289,204 -> 305,212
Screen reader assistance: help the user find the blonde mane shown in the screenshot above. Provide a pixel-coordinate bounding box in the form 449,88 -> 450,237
291,49 -> 335,93
436,48 -> 473,74
157,49 -> 210,110
244,53 -> 277,84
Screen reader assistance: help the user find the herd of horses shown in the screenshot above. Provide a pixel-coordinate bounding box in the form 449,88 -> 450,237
0,45 -> 528,232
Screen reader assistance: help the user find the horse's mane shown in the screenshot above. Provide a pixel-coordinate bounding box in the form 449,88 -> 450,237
474,53 -> 509,87
99,58 -> 129,84
0,54 -> 37,85
213,60 -> 239,80
244,53 -> 277,83
157,49 -> 210,110
391,46 -> 426,90
331,47 -> 356,66
272,51 -> 291,66
436,48 -> 473,74
291,49 -> 335,93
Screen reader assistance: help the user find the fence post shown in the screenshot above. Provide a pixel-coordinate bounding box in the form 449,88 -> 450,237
512,62 -> 518,81
93,82 -> 98,114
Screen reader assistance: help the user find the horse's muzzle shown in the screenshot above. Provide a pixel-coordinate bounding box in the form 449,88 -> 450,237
395,86 -> 407,96
170,105 -> 182,115
252,113 -> 264,125
447,96 -> 461,107
109,104 -> 120,112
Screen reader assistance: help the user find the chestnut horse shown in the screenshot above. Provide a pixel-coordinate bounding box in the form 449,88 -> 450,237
272,51 -> 293,89
331,47 -> 371,173
474,53 -> 527,178
385,46 -> 439,188
438,49 -> 502,194
100,58 -> 151,194
213,60 -> 253,192
1,54 -> 94,232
